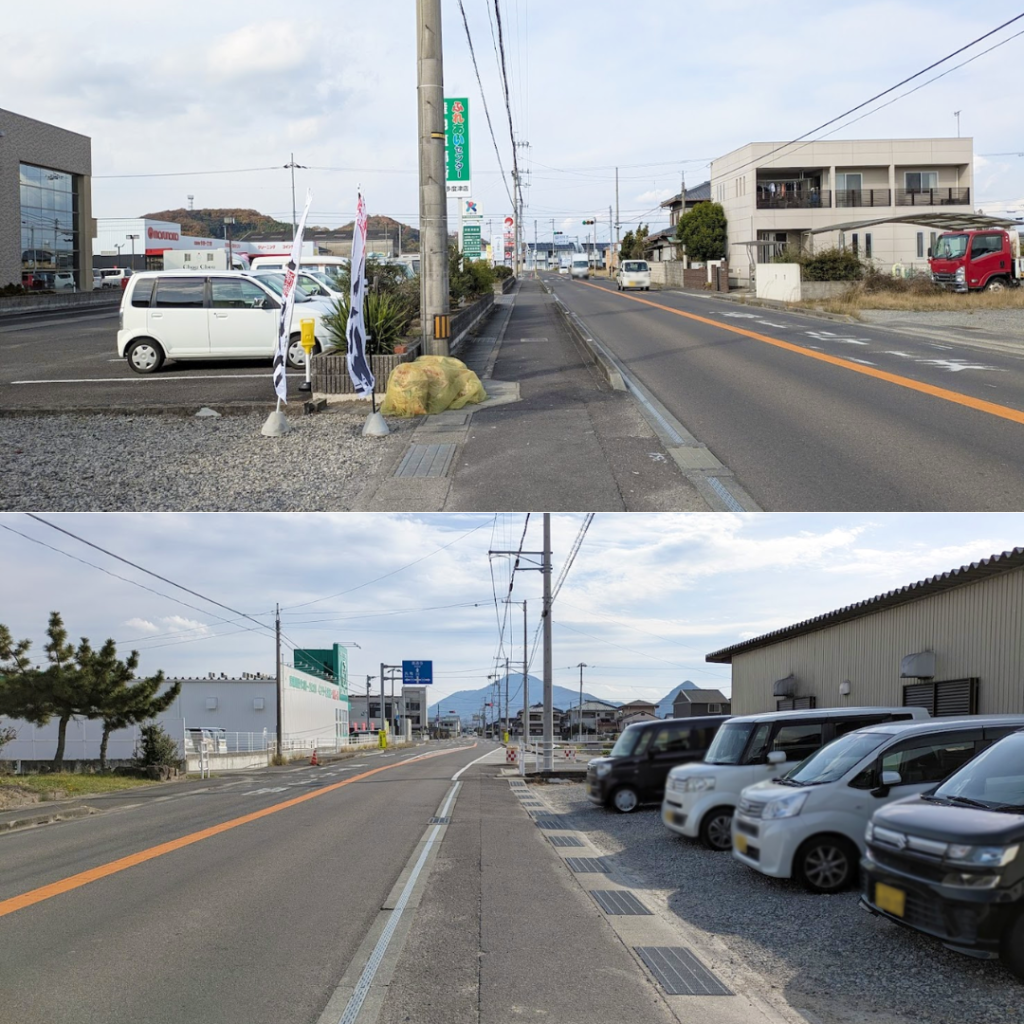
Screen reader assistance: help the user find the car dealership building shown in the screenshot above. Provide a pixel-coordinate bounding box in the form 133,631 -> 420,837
0,107 -> 94,291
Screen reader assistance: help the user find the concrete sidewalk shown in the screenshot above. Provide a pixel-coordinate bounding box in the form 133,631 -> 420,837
354,278 -> 714,511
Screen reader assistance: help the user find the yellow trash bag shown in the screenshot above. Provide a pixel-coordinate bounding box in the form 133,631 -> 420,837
381,355 -> 487,417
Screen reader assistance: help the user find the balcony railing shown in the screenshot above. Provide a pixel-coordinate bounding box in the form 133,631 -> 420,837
756,190 -> 831,210
835,188 -> 891,208
895,187 -> 970,207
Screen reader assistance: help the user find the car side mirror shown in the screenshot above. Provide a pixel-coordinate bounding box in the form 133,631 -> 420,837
881,770 -> 902,787
927,247 -> 933,258
767,751 -> 786,765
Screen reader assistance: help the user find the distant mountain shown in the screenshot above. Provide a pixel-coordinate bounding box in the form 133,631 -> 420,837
430,674 -> 609,723
654,680 -> 700,719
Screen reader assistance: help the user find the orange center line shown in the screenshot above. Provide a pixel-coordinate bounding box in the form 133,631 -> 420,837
0,743 -> 477,920
579,280 -> 1024,426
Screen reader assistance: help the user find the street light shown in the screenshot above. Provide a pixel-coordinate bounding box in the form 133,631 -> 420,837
223,217 -> 236,269
126,233 -> 140,271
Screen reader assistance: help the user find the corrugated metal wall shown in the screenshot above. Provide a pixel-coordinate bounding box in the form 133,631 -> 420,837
729,569 -> 1024,714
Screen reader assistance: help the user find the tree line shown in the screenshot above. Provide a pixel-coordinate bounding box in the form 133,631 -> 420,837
0,612 -> 180,771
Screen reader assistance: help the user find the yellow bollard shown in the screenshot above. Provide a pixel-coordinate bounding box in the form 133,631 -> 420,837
299,318 -> 316,392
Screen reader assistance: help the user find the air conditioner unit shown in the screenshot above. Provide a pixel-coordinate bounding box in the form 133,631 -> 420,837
773,674 -> 796,698
206,697 -> 218,710
900,651 -> 936,679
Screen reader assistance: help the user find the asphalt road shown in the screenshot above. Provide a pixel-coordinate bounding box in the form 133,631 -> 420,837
548,274 -> 1024,510
0,742 -> 486,1024
0,307 -> 307,411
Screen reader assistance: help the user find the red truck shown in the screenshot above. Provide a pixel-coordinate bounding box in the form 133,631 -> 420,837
929,228 -> 1022,292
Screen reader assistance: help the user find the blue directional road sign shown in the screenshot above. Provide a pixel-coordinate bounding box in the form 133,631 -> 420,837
402,660 -> 433,685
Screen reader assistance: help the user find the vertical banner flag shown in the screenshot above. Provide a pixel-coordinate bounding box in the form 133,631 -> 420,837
273,190 -> 314,404
444,97 -> 471,198
346,190 -> 374,397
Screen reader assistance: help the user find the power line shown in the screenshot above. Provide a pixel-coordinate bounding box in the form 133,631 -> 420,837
551,514 -> 594,605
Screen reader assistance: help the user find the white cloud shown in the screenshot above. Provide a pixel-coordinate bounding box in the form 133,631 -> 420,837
124,618 -> 160,634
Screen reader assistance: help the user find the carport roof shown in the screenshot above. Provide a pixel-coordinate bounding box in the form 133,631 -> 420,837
706,547 -> 1024,664
805,212 -> 1024,234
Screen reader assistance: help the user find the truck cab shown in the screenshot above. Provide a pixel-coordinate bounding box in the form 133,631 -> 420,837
929,229 -> 1021,292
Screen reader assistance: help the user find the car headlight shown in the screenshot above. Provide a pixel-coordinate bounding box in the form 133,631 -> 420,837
761,792 -> 808,820
681,776 -> 716,792
594,762 -> 612,779
865,820 -> 875,842
945,843 -> 1019,867
955,267 -> 966,281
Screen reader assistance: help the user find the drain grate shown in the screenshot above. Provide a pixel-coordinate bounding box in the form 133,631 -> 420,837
565,857 -> 611,874
634,947 -> 732,996
428,816 -> 450,825
394,444 -> 456,478
547,835 -> 584,848
534,817 -> 567,830
590,890 -> 652,916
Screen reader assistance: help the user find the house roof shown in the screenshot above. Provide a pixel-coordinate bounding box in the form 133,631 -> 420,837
674,688 -> 728,703
660,180 -> 712,207
706,547 -> 1024,664
618,699 -> 658,711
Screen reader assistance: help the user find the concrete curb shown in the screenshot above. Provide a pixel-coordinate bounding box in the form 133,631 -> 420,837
0,803 -> 96,833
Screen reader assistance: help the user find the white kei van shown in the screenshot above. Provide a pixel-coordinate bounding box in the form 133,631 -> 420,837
249,255 -> 349,279
732,715 -> 1024,892
116,271 -> 332,374
616,260 -> 651,291
569,254 -> 590,280
661,706 -> 930,851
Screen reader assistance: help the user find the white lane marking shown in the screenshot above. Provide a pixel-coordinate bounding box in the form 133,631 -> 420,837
918,358 -> 1005,373
452,746 -> 503,781
885,351 -> 914,358
926,343 -> 954,351
11,372 -> 305,385
805,330 -> 869,345
244,787 -> 288,795
335,782 -> 461,1024
719,311 -> 762,319
847,358 -> 876,366
754,320 -> 790,329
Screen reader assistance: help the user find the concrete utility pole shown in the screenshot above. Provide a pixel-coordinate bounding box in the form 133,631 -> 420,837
417,0 -> 450,355
542,513 -> 553,772
615,166 -> 621,251
576,663 -> 588,743
276,603 -> 283,758
504,656 -> 510,738
521,600 -> 528,776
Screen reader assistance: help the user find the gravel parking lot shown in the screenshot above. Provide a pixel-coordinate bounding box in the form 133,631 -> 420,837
0,408 -> 413,511
858,308 -> 1024,338
537,781 -> 1022,1024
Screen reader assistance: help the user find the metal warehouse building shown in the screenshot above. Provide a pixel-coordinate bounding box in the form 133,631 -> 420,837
707,548 -> 1024,717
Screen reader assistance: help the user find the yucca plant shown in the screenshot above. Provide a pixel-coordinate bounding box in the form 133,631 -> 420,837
322,291 -> 415,356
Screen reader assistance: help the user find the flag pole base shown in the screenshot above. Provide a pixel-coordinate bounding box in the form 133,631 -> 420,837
362,410 -> 390,436
261,410 -> 291,436
298,381 -> 312,392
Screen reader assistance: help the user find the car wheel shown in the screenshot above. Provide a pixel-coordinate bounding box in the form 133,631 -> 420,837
125,338 -> 164,374
796,835 -> 858,893
611,786 -> 639,813
699,806 -> 734,850
986,277 -> 1006,292
1000,910 -> 1024,980
287,335 -> 320,370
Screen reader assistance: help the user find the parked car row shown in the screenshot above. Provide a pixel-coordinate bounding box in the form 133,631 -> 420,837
585,705 -> 1024,980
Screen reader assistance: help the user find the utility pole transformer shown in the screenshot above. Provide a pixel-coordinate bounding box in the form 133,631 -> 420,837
416,0 -> 450,355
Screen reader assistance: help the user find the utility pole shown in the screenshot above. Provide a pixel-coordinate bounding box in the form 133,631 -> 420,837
365,675 -> 376,732
504,655 -> 510,738
608,205 -> 613,274
284,154 -> 306,234
521,600 -> 528,776
550,218 -> 555,269
615,166 -> 621,251
417,0 -> 450,355
576,663 -> 588,744
542,513 -> 553,772
275,604 -> 283,759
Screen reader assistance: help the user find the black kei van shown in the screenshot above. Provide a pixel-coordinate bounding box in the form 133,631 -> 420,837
586,715 -> 730,813
861,728 -> 1024,980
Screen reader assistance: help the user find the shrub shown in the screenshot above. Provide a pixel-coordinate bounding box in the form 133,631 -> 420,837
493,265 -> 513,280
136,724 -> 181,768
322,291 -> 414,355
448,247 -> 495,304
861,266 -> 940,294
675,203 -> 727,262
774,246 -> 865,281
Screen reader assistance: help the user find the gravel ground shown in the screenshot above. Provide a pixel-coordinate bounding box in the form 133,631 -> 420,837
0,408 -> 414,511
536,781 -> 1023,1024
858,308 -> 1024,337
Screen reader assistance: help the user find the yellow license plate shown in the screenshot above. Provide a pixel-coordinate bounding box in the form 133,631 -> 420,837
734,833 -> 748,854
875,882 -> 905,917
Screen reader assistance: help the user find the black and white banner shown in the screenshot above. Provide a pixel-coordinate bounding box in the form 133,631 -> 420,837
346,190 -> 374,397
272,190 -> 314,404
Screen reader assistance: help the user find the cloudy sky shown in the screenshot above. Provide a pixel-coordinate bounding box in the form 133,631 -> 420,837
1,513 -> 1021,711
3,1 -> 1023,241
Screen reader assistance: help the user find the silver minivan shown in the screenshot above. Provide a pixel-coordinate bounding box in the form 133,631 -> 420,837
117,271 -> 331,374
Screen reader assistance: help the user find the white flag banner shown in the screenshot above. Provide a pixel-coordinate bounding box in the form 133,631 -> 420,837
273,190 -> 314,404
346,190 -> 375,397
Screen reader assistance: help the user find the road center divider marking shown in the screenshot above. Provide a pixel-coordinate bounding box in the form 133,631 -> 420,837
0,743 -> 477,920
580,280 -> 1024,427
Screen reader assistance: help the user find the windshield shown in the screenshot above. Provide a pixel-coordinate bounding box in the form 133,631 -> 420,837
933,234 -> 968,259
931,732 -> 1024,810
252,273 -> 313,302
704,721 -> 757,765
608,725 -> 643,757
622,261 -> 648,272
306,271 -> 340,291
782,731 -> 887,785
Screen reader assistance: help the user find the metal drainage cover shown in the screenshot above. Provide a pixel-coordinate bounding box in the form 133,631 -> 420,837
429,816 -> 450,824
547,835 -> 584,848
590,890 -> 652,916
565,857 -> 611,874
394,444 -> 456,479
634,947 -> 732,996
534,817 -> 566,830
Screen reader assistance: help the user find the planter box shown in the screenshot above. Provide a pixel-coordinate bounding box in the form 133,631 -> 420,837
310,346 -> 420,395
